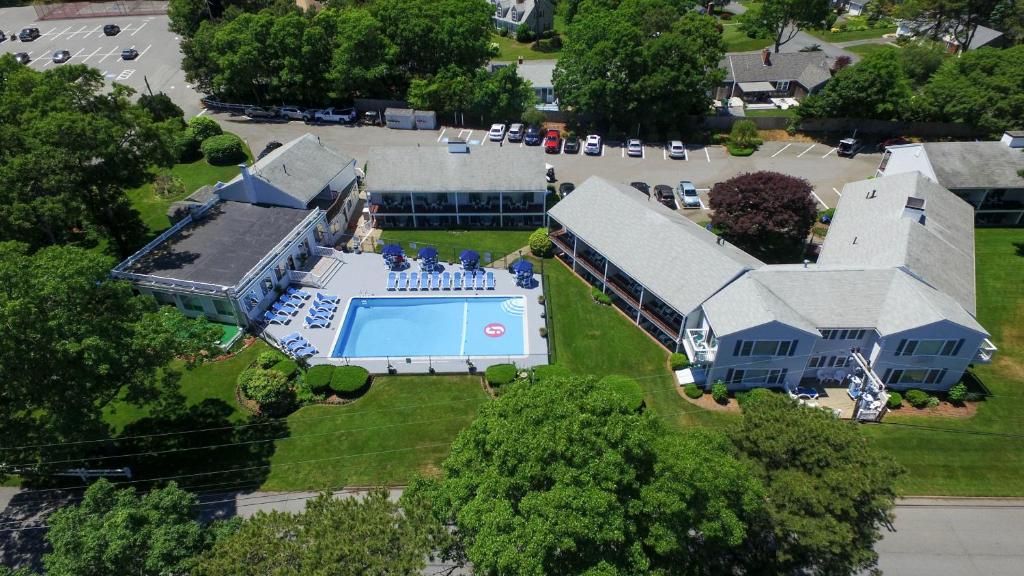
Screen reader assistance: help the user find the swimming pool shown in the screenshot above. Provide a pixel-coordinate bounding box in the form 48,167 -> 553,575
331,296 -> 528,358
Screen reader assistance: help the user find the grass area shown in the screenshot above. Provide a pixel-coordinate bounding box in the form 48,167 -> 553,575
807,27 -> 896,43
490,33 -> 563,61
846,43 -> 896,57
722,23 -> 772,52
744,108 -> 798,118
862,228 -> 1024,496
378,229 -> 533,264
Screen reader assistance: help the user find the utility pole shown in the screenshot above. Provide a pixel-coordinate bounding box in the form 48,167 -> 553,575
143,74 -> 153,97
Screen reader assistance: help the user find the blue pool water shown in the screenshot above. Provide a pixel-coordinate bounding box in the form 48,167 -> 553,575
332,296 -> 527,358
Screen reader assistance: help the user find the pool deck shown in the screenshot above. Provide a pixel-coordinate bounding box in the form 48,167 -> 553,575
261,252 -> 549,374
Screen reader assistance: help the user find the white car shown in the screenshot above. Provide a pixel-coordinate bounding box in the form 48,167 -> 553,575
626,139 -> 643,157
314,107 -> 357,123
584,134 -> 602,155
507,123 -> 524,142
278,106 -> 305,120
668,140 -> 686,159
488,123 -> 507,142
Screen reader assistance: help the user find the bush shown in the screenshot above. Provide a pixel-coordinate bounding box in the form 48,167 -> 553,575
729,119 -> 759,148
726,143 -> 756,156
485,363 -> 517,387
926,395 -> 940,408
947,382 -> 968,405
173,130 -> 202,162
905,389 -> 931,409
516,23 -> 534,43
258,350 -> 287,369
201,134 -> 247,166
711,381 -> 728,404
886,392 -> 902,409
539,326 -> 547,338
683,383 -> 703,399
498,27 -> 508,37
294,378 -> 325,405
305,365 -> 335,391
599,375 -> 644,411
711,133 -> 729,145
330,365 -> 370,395
153,173 -> 186,199
529,228 -> 552,256
532,364 -> 572,382
187,115 -> 223,142
669,353 -> 690,370
271,359 -> 299,379
238,368 -> 293,411
139,93 -> 184,123
591,288 -> 612,305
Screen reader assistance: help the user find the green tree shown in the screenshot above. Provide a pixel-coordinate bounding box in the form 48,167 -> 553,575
408,64 -> 536,124
407,375 -> 767,574
44,480 -> 208,576
196,489 -> 448,575
730,390 -> 904,576
372,0 -> 495,76
990,0 -> 1024,44
730,119 -> 760,148
797,48 -> 913,121
898,40 -> 948,86
323,7 -> 402,100
738,0 -> 830,53
897,0 -> 1001,51
528,226 -> 552,256
138,92 -> 186,124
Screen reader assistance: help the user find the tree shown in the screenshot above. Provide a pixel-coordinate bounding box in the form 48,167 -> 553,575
196,489 -> 449,575
407,375 -> 767,574
238,367 -> 293,412
528,227 -> 552,256
897,0 -> 1001,52
797,48 -> 912,121
44,480 -> 208,576
915,44 -> 1024,135
730,119 -> 760,148
730,390 -> 904,576
709,171 -> 818,262
554,1 -> 725,132
738,0 -> 830,53
138,92 -> 185,124
371,0 -> 495,76
898,40 -> 948,86
990,0 -> 1024,44
408,64 -> 536,125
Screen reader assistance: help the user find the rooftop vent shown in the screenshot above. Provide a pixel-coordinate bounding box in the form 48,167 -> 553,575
903,196 -> 926,223
761,48 -> 771,66
865,188 -> 877,199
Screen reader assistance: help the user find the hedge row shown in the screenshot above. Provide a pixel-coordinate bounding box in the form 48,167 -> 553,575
305,364 -> 370,395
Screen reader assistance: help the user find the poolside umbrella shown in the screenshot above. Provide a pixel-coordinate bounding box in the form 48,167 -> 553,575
382,244 -> 403,256
418,246 -> 437,259
460,249 -> 479,269
513,260 -> 534,286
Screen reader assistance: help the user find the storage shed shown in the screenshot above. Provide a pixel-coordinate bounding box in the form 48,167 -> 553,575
385,108 -> 416,130
413,110 -> 437,130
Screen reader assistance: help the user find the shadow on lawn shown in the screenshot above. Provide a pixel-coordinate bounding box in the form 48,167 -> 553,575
1013,242 -> 1024,257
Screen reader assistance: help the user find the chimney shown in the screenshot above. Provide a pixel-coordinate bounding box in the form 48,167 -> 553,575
903,196 -> 926,224
761,48 -> 771,66
517,55 -> 523,65
238,163 -> 258,204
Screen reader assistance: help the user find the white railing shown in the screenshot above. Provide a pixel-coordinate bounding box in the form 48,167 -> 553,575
315,246 -> 346,261
975,338 -> 997,363
686,328 -> 718,364
113,195 -> 220,275
233,209 -> 325,292
116,271 -> 228,295
288,270 -> 323,288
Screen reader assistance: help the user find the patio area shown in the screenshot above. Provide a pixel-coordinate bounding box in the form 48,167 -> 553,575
261,252 -> 549,374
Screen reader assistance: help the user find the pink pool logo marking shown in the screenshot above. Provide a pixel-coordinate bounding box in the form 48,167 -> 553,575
484,323 -> 506,338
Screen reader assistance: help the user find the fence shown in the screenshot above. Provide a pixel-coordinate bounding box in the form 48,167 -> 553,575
700,114 -> 984,138
33,0 -> 168,19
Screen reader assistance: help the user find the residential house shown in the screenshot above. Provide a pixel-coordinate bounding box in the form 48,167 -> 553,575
877,132 -> 1024,225
491,0 -> 554,35
491,60 -> 558,110
717,50 -> 832,104
897,20 -> 1008,51
831,0 -> 870,16
112,134 -> 359,328
365,143 -> 547,229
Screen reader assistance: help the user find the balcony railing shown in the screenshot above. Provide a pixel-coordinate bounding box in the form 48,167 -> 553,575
975,338 -> 998,363
686,328 -> 717,364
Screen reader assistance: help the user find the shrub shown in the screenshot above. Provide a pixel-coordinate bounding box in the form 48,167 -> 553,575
539,326 -> 547,338
201,134 -> 247,166
669,353 -> 690,370
905,389 -> 931,409
330,365 -> 370,395
532,364 -> 571,382
258,350 -> 287,369
173,130 -> 202,162
886,392 -> 902,409
522,107 -> 545,126
187,115 -> 223,142
294,378 -> 325,405
498,27 -> 508,37
591,288 -> 612,305
726,143 -> 756,156
153,173 -> 186,199
139,93 -> 184,123
239,368 -> 292,411
485,363 -> 517,387
729,119 -> 759,148
926,395 -> 940,408
711,133 -> 729,145
599,375 -> 644,411
516,23 -> 533,43
305,365 -> 335,391
683,383 -> 703,399
529,228 -> 552,256
271,359 -> 299,380
947,382 -> 968,405
711,381 -> 728,404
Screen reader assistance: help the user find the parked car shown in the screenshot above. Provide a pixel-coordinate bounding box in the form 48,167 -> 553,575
668,140 -> 686,159
257,141 -> 283,160
562,136 -> 580,154
558,182 -> 575,197
507,123 -> 524,142
630,181 -> 650,197
278,106 -> 305,120
654,185 -> 676,209
879,137 -> 910,151
362,111 -> 381,126
626,139 -> 643,157
488,123 -> 506,141
837,137 -> 861,158
544,129 -> 561,154
524,124 -> 543,146
103,24 -> 120,36
14,52 -> 30,65
677,180 -> 700,209
244,106 -> 279,119
120,48 -> 139,60
19,28 -> 40,41
314,107 -> 357,123
0,31 -> 6,42
584,134 -> 602,155
52,50 -> 71,64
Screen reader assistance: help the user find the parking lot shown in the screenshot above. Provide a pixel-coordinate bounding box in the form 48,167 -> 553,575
0,7 -> 201,114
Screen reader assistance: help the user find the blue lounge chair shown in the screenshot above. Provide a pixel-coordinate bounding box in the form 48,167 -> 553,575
279,294 -> 304,306
286,287 -> 311,299
410,272 -> 419,291
291,345 -> 317,358
304,316 -> 330,329
387,272 -> 397,291
280,331 -> 303,346
486,271 -> 495,290
475,270 -> 485,290
308,307 -> 332,319
441,272 -> 451,290
398,272 -> 408,290
453,272 -> 462,290
423,273 -> 433,290
432,272 -> 441,290
315,292 -> 340,303
263,311 -> 290,325
284,338 -> 310,352
271,302 -> 298,315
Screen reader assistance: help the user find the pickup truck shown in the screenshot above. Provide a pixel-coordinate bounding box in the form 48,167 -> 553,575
311,107 -> 357,123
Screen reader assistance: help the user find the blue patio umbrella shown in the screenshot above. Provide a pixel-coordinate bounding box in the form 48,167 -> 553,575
382,244 -> 403,256
460,249 -> 479,263
418,246 -> 438,259
513,260 -> 533,275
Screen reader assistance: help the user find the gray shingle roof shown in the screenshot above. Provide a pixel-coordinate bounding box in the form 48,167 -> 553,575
514,61 -> 554,89
818,172 -> 977,315
721,52 -> 832,91
365,146 -> 545,193
547,177 -> 763,315
921,141 -> 1024,190
225,134 -> 354,206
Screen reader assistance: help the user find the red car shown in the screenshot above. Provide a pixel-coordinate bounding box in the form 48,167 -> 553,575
543,129 -> 561,154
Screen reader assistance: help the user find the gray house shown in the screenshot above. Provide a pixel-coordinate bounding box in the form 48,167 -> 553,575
491,0 -> 554,35
717,50 -> 832,103
491,60 -> 557,110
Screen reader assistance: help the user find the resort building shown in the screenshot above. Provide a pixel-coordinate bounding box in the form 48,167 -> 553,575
548,173 -> 995,393
365,144 -> 548,229
877,132 -> 1024,226
112,134 -> 359,327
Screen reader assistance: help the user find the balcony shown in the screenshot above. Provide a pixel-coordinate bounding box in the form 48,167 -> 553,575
975,338 -> 997,363
686,328 -> 718,364
370,202 -> 413,214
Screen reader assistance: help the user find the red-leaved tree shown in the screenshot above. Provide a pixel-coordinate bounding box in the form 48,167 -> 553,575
709,171 -> 818,262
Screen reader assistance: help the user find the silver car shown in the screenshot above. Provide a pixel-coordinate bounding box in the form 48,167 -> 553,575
278,106 -> 305,120
677,180 -> 700,209
626,139 -> 643,157
668,140 -> 686,159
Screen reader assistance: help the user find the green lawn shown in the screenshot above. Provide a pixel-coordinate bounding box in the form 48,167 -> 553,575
378,229 -> 533,265
743,108 -> 798,118
807,27 -> 896,43
722,23 -> 772,52
491,33 -> 563,61
862,228 -> 1024,496
845,43 -> 896,57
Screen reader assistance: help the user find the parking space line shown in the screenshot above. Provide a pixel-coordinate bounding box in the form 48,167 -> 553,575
69,47 -> 85,60
797,144 -> 816,157
704,147 -> 710,162
82,25 -> 102,39
97,47 -> 119,63
811,191 -> 830,209
66,25 -> 89,38
684,148 -> 688,161
620,146 -> 625,158
41,27 -> 57,36
663,149 -> 667,160
833,187 -> 842,197
134,44 -> 152,62
131,21 -> 149,36
436,128 -> 446,142
51,26 -> 72,40
80,47 -> 102,63
197,109 -> 209,116
771,143 -> 793,158
821,147 -> 837,158
600,146 -> 605,157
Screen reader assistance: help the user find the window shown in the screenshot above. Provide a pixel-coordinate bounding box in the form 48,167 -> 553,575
734,340 -> 798,357
152,291 -> 177,306
775,80 -> 790,92
726,369 -> 788,386
180,295 -> 205,313
821,328 -> 867,340
809,356 -> 825,368
261,277 -> 274,294
895,339 -> 965,357
752,341 -> 779,356
213,299 -> 233,316
883,368 -> 948,385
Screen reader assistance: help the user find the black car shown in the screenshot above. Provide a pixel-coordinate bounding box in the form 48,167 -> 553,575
523,124 -> 543,146
562,137 -> 580,154
121,48 -> 139,60
14,52 -> 30,65
558,182 -> 575,197
19,27 -> 40,41
52,50 -> 71,64
654,185 -> 676,209
103,24 -> 120,36
257,141 -> 283,160
630,181 -> 650,197
0,31 -> 6,42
